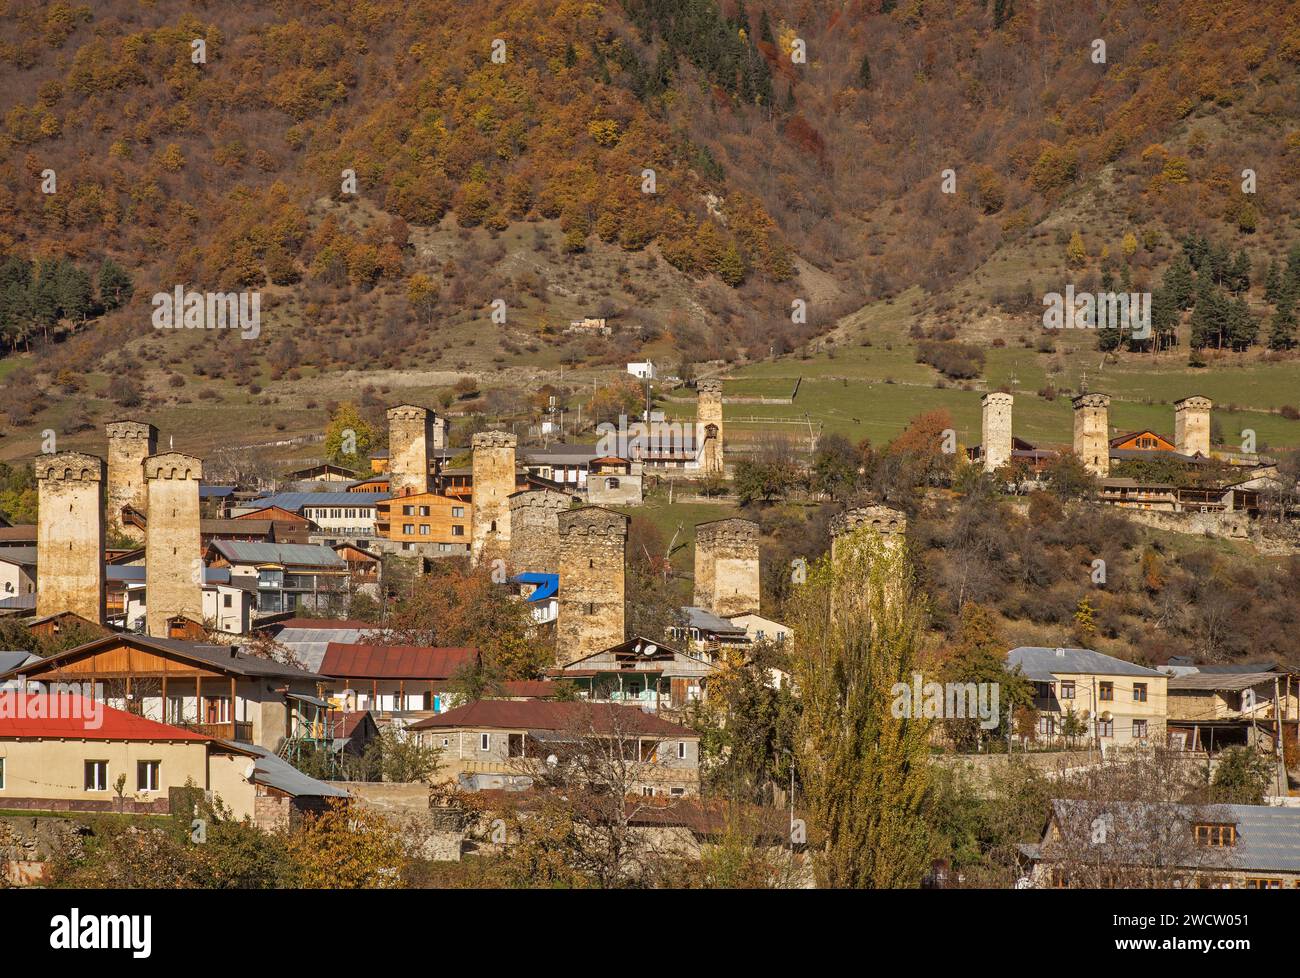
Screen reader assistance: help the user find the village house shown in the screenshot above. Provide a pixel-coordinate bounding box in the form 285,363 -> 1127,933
1008,646 -> 1168,748
551,637 -> 714,713
1023,799 -> 1300,889
1156,660 -> 1296,755
317,642 -> 479,722
409,700 -> 701,797
231,492 -> 391,538
0,634 -> 326,751
373,491 -> 473,555
205,540 -> 351,617
672,606 -> 751,660
584,456 -> 644,505
0,695 -> 347,830
0,548 -> 36,603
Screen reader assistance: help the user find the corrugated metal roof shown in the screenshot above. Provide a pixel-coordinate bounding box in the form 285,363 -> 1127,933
1049,800 -> 1300,874
319,643 -> 477,680
1007,646 -> 1163,678
0,594 -> 36,610
1168,672 -> 1280,692
0,651 -> 40,674
682,606 -> 747,635
246,492 -> 391,512
0,547 -> 37,567
274,624 -> 369,672
409,700 -> 696,737
211,540 -> 344,567
230,742 -> 350,798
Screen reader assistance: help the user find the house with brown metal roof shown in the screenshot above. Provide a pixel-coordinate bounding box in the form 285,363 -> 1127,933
316,642 -> 479,722
551,636 -> 714,712
408,700 -> 701,797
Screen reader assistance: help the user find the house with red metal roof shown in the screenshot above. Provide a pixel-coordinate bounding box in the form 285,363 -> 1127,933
408,700 -> 701,797
316,642 -> 479,721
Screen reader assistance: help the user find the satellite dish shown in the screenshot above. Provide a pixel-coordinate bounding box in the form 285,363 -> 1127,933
546,754 -> 558,768
1100,711 -> 1113,722
643,643 -> 657,657
243,761 -> 256,780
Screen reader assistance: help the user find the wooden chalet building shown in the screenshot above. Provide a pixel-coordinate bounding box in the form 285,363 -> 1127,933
0,634 -> 325,751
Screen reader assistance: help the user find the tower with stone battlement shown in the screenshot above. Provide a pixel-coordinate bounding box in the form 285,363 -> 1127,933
144,452 -> 203,636
556,507 -> 628,664
36,452 -> 106,623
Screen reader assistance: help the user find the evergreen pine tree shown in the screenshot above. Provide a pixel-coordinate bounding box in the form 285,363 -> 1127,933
858,53 -> 871,88
1165,254 -> 1194,309
98,258 -> 134,311
1263,259 -> 1282,304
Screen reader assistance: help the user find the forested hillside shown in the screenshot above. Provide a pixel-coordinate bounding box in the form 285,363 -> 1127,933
1,0 -> 1299,444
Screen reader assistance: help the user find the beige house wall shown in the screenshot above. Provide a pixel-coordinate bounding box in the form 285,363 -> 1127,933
1034,672 -> 1168,745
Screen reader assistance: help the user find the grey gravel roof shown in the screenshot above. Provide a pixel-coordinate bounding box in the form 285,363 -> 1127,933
1007,646 -> 1163,679
229,742 -> 350,799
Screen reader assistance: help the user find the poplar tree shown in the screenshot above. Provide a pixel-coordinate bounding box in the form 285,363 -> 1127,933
790,526 -> 932,888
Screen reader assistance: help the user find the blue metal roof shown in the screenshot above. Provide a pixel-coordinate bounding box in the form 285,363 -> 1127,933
246,492 -> 391,512
513,573 -> 558,602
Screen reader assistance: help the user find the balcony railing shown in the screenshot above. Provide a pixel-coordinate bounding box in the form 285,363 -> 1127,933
192,721 -> 253,742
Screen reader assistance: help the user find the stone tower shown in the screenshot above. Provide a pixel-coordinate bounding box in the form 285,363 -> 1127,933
697,380 -> 724,476
829,505 -> 907,561
1072,392 -> 1111,478
471,430 -> 517,566
980,392 -> 1013,474
432,414 -> 448,452
35,452 -> 106,623
1174,395 -> 1212,458
106,420 -> 157,543
694,518 -> 761,618
144,452 -> 203,636
387,404 -> 432,497
556,507 -> 628,664
508,488 -> 574,574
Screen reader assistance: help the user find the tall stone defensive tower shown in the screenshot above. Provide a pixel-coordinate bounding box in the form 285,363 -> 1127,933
1072,392 -> 1111,478
144,452 -> 203,636
829,505 -> 907,561
1174,395 -> 1212,458
432,414 -> 448,452
105,419 -> 157,543
36,452 -> 106,623
697,379 -> 724,476
980,392 -> 1013,474
556,507 -> 628,664
387,404 -> 432,497
694,518 -> 761,618
508,488 -> 574,575
471,430 -> 517,566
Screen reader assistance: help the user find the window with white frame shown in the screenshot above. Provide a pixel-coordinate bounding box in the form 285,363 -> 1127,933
137,760 -> 160,792
84,760 -> 108,791
479,733 -> 490,751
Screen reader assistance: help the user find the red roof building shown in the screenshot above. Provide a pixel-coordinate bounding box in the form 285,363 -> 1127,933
0,695 -> 209,741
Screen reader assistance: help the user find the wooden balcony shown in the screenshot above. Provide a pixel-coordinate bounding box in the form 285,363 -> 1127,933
192,721 -> 253,742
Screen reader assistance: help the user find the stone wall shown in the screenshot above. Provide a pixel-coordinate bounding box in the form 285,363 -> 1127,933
981,392 -> 1013,473
508,488 -> 573,574
1072,392 -> 1111,478
105,420 -> 157,543
556,507 -> 628,663
471,431 -> 517,565
144,451 -> 203,635
1174,395 -> 1212,457
36,452 -> 106,622
697,380 -> 724,475
694,518 -> 760,617
387,404 -> 432,497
